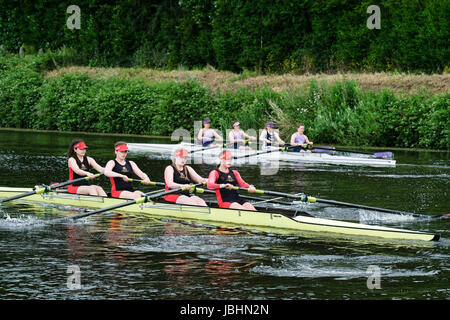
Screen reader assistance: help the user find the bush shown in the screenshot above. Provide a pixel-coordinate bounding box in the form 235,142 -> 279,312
0,53 -> 43,128
0,53 -> 448,149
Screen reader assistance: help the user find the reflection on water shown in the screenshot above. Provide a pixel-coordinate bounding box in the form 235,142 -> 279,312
0,129 -> 449,299
1,204 -> 448,299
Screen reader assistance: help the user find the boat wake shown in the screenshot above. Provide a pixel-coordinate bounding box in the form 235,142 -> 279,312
250,254 -> 440,280
358,210 -> 417,224
0,213 -> 45,230
120,235 -> 254,258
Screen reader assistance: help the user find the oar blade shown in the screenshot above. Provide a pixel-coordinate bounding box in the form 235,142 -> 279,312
373,151 -> 394,159
312,147 -> 334,153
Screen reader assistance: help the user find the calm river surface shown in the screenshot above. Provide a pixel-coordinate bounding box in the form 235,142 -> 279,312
0,129 -> 448,300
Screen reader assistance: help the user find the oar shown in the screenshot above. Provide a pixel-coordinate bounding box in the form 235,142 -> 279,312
131,179 -> 294,207
309,197 -> 447,219
128,179 -> 207,190
189,144 -> 223,155
312,146 -> 393,159
233,187 -> 314,202
0,174 -> 103,204
52,183 -> 205,223
232,146 -> 288,160
234,187 -> 447,219
127,179 -> 164,187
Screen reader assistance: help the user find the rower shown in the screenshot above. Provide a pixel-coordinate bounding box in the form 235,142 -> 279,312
197,118 -> 223,147
104,142 -> 151,199
163,148 -> 208,206
259,121 -> 285,150
67,139 -> 107,196
228,121 -> 256,150
207,151 -> 256,211
290,123 -> 313,152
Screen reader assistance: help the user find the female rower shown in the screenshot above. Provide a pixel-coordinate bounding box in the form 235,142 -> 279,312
67,139 -> 107,196
207,151 -> 256,211
104,142 -> 151,199
164,148 -> 208,206
197,118 -> 223,147
290,123 -> 313,152
259,121 -> 285,150
228,121 -> 256,150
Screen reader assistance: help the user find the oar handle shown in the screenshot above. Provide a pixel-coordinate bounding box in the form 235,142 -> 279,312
126,179 -> 165,187
50,173 -> 103,189
127,180 -> 206,192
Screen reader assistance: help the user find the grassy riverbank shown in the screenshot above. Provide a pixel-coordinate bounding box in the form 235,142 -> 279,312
0,51 -> 448,149
48,66 -> 450,95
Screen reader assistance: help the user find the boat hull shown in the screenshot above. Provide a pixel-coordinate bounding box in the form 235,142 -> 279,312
0,187 -> 438,242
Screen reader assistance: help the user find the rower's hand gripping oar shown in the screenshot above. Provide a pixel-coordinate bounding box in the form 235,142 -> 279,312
126,179 -> 164,186
127,179 -> 207,194
0,174 -> 103,204
51,183 -> 205,223
233,186 -> 315,203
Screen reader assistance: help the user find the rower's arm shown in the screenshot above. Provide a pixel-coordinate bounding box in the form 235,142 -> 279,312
259,130 -> 270,143
164,166 -> 186,189
87,157 -> 104,174
290,134 -> 298,146
187,166 -> 207,184
275,132 -> 285,144
197,129 -> 204,142
129,161 -> 150,182
104,160 -> 124,178
68,158 -> 91,177
213,130 -> 223,141
243,131 -> 255,140
207,171 -> 221,190
233,170 -> 250,188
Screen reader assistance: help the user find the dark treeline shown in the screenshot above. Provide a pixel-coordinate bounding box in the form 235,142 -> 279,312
0,0 -> 448,74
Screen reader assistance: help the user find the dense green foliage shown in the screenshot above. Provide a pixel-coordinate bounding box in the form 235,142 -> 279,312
0,0 -> 448,73
0,52 -> 448,149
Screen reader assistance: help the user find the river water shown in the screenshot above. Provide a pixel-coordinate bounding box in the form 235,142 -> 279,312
0,129 -> 448,301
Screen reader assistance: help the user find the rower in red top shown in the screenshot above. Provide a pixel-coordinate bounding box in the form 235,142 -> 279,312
67,139 -> 107,196
207,151 -> 257,211
164,148 -> 208,206
104,141 -> 151,199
